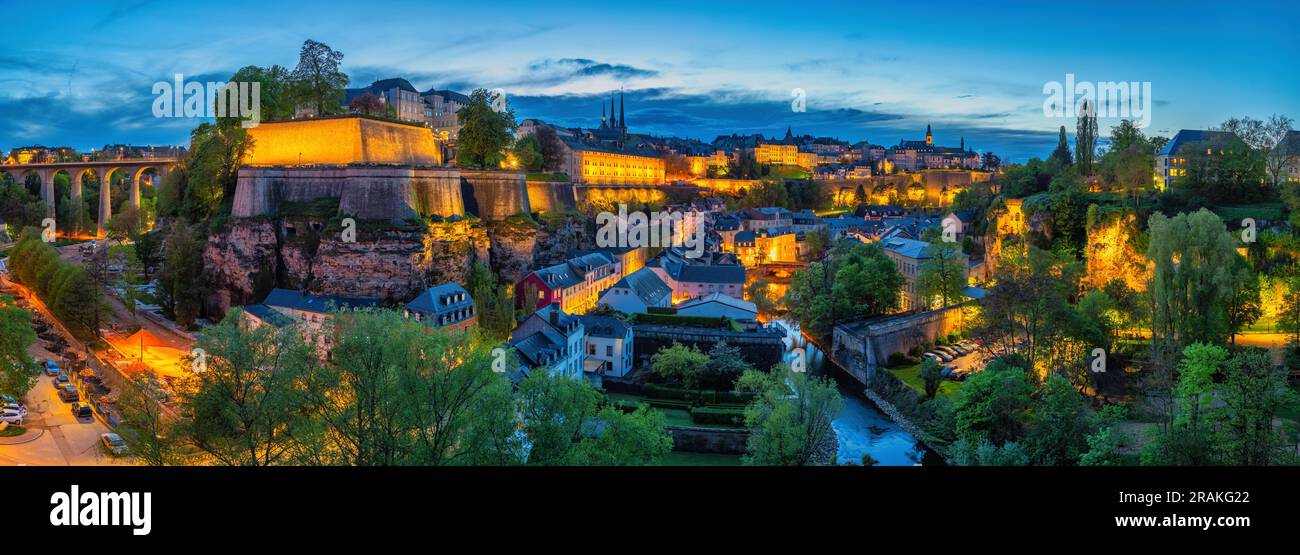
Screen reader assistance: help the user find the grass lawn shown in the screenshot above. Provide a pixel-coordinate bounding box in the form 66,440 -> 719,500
885,363 -> 963,400
605,392 -> 740,428
1212,202 -> 1283,222
662,451 -> 743,466
0,425 -> 26,438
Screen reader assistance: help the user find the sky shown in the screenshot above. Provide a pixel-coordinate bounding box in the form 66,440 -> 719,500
1,0 -> 1297,162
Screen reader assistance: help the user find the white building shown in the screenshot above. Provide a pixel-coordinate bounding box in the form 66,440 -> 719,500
579,315 -> 634,378
598,267 -> 673,314
509,305 -> 586,380
674,292 -> 758,322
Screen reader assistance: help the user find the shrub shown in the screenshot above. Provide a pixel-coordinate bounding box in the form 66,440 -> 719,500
690,406 -> 745,426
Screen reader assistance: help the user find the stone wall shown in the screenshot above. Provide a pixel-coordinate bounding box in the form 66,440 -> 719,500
632,323 -> 786,371
832,305 -> 967,384
232,166 -> 464,224
461,169 -> 529,221
203,219 -> 279,317
666,426 -> 750,454
525,180 -> 576,214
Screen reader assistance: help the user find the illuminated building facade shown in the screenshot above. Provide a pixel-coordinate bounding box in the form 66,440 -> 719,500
1155,129 -> 1242,190
887,125 -> 980,172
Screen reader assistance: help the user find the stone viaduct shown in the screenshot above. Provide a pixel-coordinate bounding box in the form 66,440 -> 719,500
0,159 -> 178,235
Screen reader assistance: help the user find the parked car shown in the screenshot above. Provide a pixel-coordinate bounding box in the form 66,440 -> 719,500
57,385 -> 79,402
1,404 -> 25,417
0,409 -> 24,425
0,394 -> 20,406
100,433 -> 128,455
53,374 -> 70,388
44,360 -> 60,376
925,351 -> 953,363
935,346 -> 961,358
71,402 -> 93,419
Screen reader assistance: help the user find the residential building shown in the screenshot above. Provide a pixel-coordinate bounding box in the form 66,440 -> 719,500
886,125 -> 979,172
405,283 -> 476,333
1154,129 -> 1242,190
509,305 -> 585,380
344,78 -> 426,123
598,267 -> 673,314
247,288 -> 384,351
579,315 -> 634,378
516,252 -> 622,315
1271,130 -> 1300,184
879,237 -> 968,312
649,257 -> 746,303
674,292 -> 758,321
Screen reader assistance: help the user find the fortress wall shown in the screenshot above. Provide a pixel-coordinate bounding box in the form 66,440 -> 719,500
233,166 -> 464,223
242,117 -> 442,166
526,180 -> 576,214
461,169 -> 529,221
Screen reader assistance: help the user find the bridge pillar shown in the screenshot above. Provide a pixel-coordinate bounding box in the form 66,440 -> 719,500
97,168 -> 112,237
38,169 -> 55,218
69,169 -> 83,233
129,169 -> 142,210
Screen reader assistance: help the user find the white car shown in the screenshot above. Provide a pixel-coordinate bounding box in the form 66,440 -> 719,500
0,410 -> 24,425
100,433 -> 128,455
1,404 -> 25,417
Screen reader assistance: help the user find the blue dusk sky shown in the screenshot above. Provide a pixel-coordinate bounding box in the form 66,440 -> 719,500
1,0 -> 1297,161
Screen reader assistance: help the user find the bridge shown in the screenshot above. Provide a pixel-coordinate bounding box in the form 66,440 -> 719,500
0,159 -> 179,235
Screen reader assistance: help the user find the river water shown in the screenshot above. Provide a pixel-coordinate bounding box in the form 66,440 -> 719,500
775,319 -> 933,466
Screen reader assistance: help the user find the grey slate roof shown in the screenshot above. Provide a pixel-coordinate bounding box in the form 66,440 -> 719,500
262,288 -> 383,314
880,237 -> 933,259
243,304 -> 295,328
1158,129 -> 1240,156
665,259 -> 746,284
405,283 -> 474,318
612,268 -> 672,305
579,315 -> 630,339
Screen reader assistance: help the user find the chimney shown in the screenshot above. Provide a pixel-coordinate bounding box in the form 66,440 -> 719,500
549,308 -> 559,327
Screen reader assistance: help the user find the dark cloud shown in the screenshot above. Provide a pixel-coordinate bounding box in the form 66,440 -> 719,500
512,58 -> 657,88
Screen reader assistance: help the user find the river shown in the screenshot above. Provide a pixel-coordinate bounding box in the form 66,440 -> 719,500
775,319 -> 935,466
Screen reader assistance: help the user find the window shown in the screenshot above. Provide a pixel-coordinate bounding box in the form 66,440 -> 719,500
605,345 -> 613,357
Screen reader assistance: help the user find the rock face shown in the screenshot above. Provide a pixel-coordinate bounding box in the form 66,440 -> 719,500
204,218 -> 491,318
485,218 -> 538,285
203,219 -> 279,317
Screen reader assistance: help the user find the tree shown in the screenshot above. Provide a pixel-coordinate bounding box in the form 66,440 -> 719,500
177,308 -> 318,466
156,220 -> 205,328
1100,119 -> 1156,208
738,365 -> 843,466
951,359 -> 1033,446
1225,255 -> 1262,345
516,370 -> 670,465
1075,99 -> 1098,175
702,341 -> 752,390
786,241 -> 903,341
289,39 -> 348,116
916,241 -> 966,309
919,357 -> 943,400
1079,404 -> 1132,466
802,227 -> 830,260
651,342 -> 708,389
348,92 -> 385,116
1048,125 -> 1073,168
1147,210 -> 1241,365
456,88 -> 517,169
304,308 -> 521,466
1025,374 -> 1090,465
1218,348 -> 1294,466
115,373 -> 182,465
534,125 -> 567,173
464,262 -> 515,341
1176,343 -> 1227,429
0,295 -> 38,399
513,134 -> 544,172
228,64 -> 295,122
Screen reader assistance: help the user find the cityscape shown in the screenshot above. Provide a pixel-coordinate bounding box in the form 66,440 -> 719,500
1,1 -> 1299,485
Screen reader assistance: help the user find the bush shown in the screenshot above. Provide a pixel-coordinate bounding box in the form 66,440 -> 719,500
887,352 -> 917,367
642,383 -> 756,406
690,406 -> 745,426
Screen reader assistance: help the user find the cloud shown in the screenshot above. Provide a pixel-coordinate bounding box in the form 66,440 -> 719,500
514,58 -> 658,88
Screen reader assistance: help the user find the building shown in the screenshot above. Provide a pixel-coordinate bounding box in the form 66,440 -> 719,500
579,315 -> 634,378
421,88 -> 469,139
754,128 -> 799,166
509,305 -> 585,380
886,125 -> 980,172
674,292 -> 758,321
649,257 -> 746,303
1155,129 -> 1243,190
598,267 -> 674,314
516,252 -> 622,315
405,283 -> 476,333
879,237 -> 968,312
344,78 -> 426,123
246,288 -> 384,351
560,138 -> 666,186
726,227 -> 799,266
1271,130 -> 1300,184
741,207 -> 793,232
687,150 -> 730,176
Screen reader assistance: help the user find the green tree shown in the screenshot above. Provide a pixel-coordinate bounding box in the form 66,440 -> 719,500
1218,348 -> 1294,466
456,88 -> 517,169
1225,255 -> 1262,345
1048,125 -> 1073,168
1147,210 -> 1241,364
738,365 -> 843,466
1025,374 -> 1090,465
177,308 -> 318,466
289,39 -> 348,116
1176,342 -> 1227,429
0,295 -> 38,399
1075,99 -> 1098,175
569,405 -> 674,465
952,359 -> 1034,446
464,262 -> 516,341
114,374 -> 183,465
651,342 -> 708,389
516,370 -> 671,465
513,134 -> 544,172
156,220 -> 205,328
702,341 -> 752,390
916,241 -> 966,309
919,357 -> 943,400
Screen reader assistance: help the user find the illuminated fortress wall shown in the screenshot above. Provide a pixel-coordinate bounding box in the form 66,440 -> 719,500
242,117 -> 443,166
233,117 -> 530,223
526,179 -> 577,215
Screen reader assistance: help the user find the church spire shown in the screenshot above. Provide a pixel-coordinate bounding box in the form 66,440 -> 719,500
619,89 -> 626,131
925,123 -> 933,146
